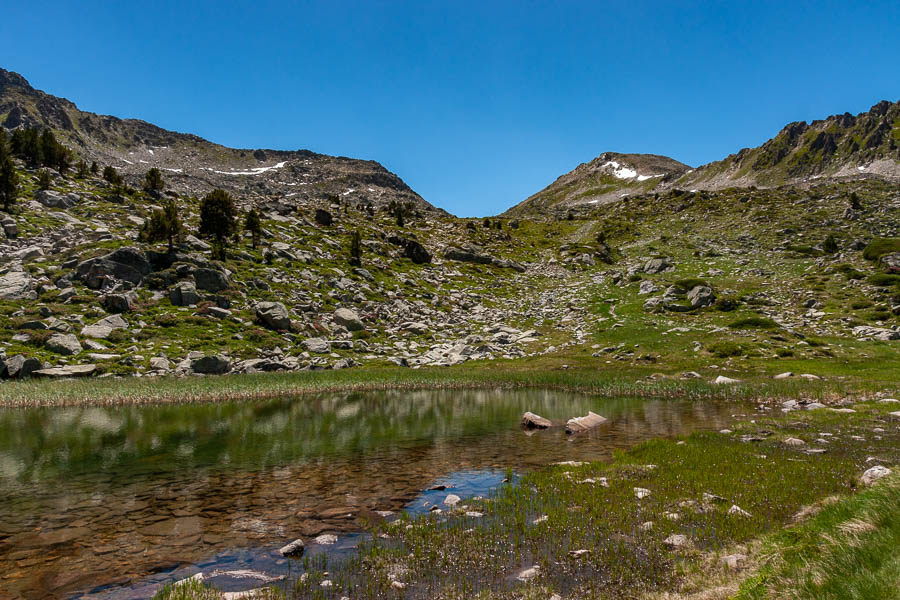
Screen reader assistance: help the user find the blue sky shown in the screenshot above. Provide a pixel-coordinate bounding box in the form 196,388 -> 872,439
2,1 -> 899,216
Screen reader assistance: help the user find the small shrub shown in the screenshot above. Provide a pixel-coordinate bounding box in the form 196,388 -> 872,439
775,348 -> 794,357
728,316 -> 779,329
674,278 -> 708,291
715,296 -> 740,312
628,274 -> 643,282
850,300 -> 874,310
708,341 -> 743,357
867,273 -> 900,287
862,238 -> 900,261
834,263 -> 866,280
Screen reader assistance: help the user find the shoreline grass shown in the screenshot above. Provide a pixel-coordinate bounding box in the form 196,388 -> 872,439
1,350 -> 896,408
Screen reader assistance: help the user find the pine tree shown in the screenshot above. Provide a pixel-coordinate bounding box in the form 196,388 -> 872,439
143,168 -> 164,194
823,234 -> 839,254
76,160 -> 89,179
90,161 -> 99,175
142,198 -> 183,251
36,169 -> 52,190
244,208 -> 262,249
0,156 -> 17,212
349,230 -> 362,267
199,189 -> 238,259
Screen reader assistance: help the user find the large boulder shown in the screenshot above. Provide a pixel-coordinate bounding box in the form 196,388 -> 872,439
2,355 -> 43,379
81,315 -> 128,340
45,333 -> 82,356
302,337 -> 330,353
191,354 -> 232,375
194,268 -> 230,292
333,307 -> 365,331
256,301 -> 291,330
102,293 -> 133,313
314,209 -> 333,226
33,364 -> 97,379
852,326 -> 900,341
1,216 -> 16,239
35,189 -> 81,209
643,257 -> 674,274
687,285 -> 716,308
170,282 -> 201,306
444,246 -> 494,265
388,236 -> 432,265
75,247 -> 152,288
0,270 -> 35,300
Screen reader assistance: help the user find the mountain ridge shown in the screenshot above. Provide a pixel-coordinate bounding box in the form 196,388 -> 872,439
507,99 -> 900,217
0,68 -> 442,215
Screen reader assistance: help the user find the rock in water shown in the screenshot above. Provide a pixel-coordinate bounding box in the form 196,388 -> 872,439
279,539 -> 305,557
565,411 -> 608,434
521,411 -> 552,429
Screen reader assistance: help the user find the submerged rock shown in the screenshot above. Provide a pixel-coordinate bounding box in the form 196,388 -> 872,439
521,411 -> 552,429
565,411 -> 608,434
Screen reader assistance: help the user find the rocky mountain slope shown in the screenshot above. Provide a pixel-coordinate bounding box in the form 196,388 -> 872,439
679,99 -> 900,190
1,70 -> 900,385
0,68 -> 439,214
509,100 -> 900,217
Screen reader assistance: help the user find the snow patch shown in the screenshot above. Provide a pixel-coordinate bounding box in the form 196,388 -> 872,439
121,159 -> 133,165
163,168 -> 183,173
209,161 -> 287,176
857,166 -> 866,172
342,189 -> 356,196
604,161 -> 663,182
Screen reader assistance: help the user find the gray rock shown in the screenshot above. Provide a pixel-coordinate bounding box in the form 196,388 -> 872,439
191,354 -> 231,374
860,465 -> 892,486
35,189 -> 81,209
687,285 -> 716,308
75,247 -> 152,288
851,326 -> 900,341
0,271 -> 35,300
444,246 -> 494,265
183,234 -> 211,251
18,320 -> 47,330
2,355 -> 42,379
46,333 -> 82,356
643,257 -> 673,274
302,337 -> 330,353
638,280 -> 659,295
170,282 -> 201,306
256,301 -> 291,330
194,268 -> 230,292
103,293 -> 132,313
333,307 -> 364,331
387,236 -> 432,264
33,364 -> 97,379
1,216 -> 16,239
149,356 -> 172,371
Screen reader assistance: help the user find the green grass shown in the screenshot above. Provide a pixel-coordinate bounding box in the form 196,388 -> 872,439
863,238 -> 900,261
735,473 -> 900,600
868,273 -> 900,287
728,316 -> 779,330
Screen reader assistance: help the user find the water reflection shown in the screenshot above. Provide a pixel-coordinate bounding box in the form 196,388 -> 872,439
0,389 -> 746,599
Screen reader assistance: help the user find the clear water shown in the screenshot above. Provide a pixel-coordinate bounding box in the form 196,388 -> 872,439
0,389 -> 749,599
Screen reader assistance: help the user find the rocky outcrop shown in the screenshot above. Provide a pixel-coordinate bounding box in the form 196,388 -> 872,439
521,412 -> 552,429
45,333 -> 82,356
33,364 -> 97,378
170,282 -> 201,306
75,247 -> 152,288
191,354 -> 232,375
0,270 -> 35,300
194,268 -> 230,292
444,246 -> 525,272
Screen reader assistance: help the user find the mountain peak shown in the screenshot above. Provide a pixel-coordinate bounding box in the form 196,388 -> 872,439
503,152 -> 690,217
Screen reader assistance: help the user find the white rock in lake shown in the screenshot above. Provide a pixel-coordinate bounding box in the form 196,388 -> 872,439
314,534 -> 338,545
516,565 -> 540,581
444,494 -> 461,507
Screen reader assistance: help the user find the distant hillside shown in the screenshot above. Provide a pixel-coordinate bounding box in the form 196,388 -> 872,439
507,100 -> 900,218
502,152 -> 691,217
675,99 -> 900,191
0,68 -> 441,214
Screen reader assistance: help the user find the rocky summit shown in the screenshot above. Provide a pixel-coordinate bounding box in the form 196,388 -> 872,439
1,68 -> 900,383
